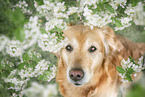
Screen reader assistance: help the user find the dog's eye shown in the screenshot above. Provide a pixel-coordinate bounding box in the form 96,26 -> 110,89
88,46 -> 97,52
65,45 -> 73,51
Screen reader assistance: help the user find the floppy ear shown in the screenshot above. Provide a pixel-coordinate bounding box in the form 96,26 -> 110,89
101,26 -> 123,54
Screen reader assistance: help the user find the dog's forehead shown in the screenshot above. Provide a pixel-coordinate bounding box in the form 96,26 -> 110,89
63,25 -> 102,45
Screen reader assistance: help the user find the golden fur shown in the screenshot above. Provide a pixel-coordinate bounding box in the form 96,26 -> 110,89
56,25 -> 145,97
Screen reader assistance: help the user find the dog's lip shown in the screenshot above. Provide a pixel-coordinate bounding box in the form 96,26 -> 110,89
74,83 -> 81,86
73,81 -> 82,86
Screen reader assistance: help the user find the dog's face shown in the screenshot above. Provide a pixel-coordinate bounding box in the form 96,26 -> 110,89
60,25 -> 123,86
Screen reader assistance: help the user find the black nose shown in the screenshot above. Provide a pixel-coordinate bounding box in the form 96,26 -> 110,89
69,69 -> 84,81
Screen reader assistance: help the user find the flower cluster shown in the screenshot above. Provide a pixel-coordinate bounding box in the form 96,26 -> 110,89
13,0 -> 32,14
27,48 -> 42,58
18,59 -> 52,79
38,33 -> 68,53
0,16 -> 40,57
3,59 -> 57,96
34,0 -> 69,53
45,18 -> 67,31
117,56 -> 144,83
23,82 -> 58,97
34,0 -> 68,20
83,6 -> 113,29
1,58 -> 14,67
78,0 -> 137,30
22,16 -> 40,49
6,40 -> 23,57
133,2 -> 145,25
4,69 -> 28,93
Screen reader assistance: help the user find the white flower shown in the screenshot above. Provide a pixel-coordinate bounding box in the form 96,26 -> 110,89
133,2 -> 145,25
46,65 -> 57,82
38,33 -> 68,53
120,17 -> 132,27
35,0 -> 68,19
114,26 -> 125,31
6,40 -> 23,57
134,73 -> 137,77
43,0 -> 54,9
83,0 -> 99,6
119,56 -> 144,83
22,16 -> 40,49
0,35 -> 9,51
109,0 -> 127,10
35,59 -> 50,72
83,6 -> 93,16
83,6 -> 113,28
119,73 -> 125,78
114,16 -> 133,31
45,18 -> 67,31
124,5 -> 135,17
23,82 -> 58,97
121,79 -> 129,83
67,7 -> 78,15
14,1 -> 32,14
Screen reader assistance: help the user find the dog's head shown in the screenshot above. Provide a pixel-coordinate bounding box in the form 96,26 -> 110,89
59,25 -> 123,86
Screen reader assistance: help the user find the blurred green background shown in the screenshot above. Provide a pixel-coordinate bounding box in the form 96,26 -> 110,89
0,0 -> 145,97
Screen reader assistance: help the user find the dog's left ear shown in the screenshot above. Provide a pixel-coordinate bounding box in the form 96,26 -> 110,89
101,26 -> 123,54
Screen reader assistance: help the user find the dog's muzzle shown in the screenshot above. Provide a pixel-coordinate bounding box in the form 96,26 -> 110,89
69,68 -> 84,85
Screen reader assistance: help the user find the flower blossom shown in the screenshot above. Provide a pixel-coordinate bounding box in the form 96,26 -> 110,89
119,56 -> 144,83
22,16 -> 40,49
6,40 -> 23,57
13,1 -> 32,14
133,2 -> 145,25
38,33 -> 68,53
45,18 -> 67,31
67,7 -> 78,15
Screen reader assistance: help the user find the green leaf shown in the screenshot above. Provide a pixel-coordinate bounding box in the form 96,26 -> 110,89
127,68 -> 134,75
17,63 -> 25,70
126,74 -> 132,82
38,75 -> 44,80
22,53 -> 29,61
131,0 -> 139,7
14,28 -> 25,42
34,0 -> 44,5
116,66 -> 125,73
45,71 -> 52,76
104,3 -> 115,13
115,20 -> 123,27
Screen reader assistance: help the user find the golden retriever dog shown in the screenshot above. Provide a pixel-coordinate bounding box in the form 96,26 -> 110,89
56,25 -> 145,97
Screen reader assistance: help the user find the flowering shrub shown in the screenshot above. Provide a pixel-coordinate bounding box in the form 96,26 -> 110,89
0,0 -> 145,97
117,56 -> 144,83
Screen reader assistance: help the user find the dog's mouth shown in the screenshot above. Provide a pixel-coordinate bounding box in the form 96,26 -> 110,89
74,82 -> 82,86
